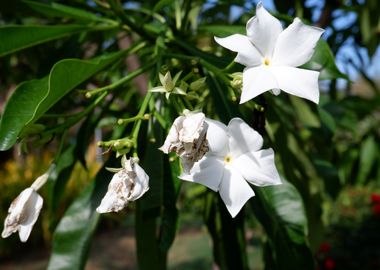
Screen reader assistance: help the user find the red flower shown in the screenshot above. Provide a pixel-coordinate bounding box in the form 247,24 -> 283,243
371,193 -> 380,204
324,258 -> 336,270
372,204 -> 380,215
319,242 -> 331,253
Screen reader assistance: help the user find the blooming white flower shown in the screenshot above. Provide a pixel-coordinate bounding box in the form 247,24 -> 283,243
96,157 -> 149,213
160,111 -> 209,174
2,187 -> 43,242
179,118 -> 281,217
215,2 -> 324,104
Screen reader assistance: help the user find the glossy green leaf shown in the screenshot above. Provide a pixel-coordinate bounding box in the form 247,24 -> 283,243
0,50 -> 125,151
251,181 -> 314,269
24,0 -> 107,22
47,160 -> 113,270
302,40 -> 348,80
0,25 -> 89,57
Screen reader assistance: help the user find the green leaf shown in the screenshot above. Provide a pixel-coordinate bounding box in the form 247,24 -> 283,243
251,181 -> 314,270
24,1 -> 110,22
0,50 -> 125,151
204,193 -> 249,270
153,0 -> 175,12
159,158 -> 180,253
198,25 -> 245,36
289,96 -> 320,128
0,25 -> 89,57
302,40 -> 349,80
47,144 -> 77,217
318,107 -> 336,133
135,102 -> 166,270
47,160 -> 114,270
357,135 -> 378,184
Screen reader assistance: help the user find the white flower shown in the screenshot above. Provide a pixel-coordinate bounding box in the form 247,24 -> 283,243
160,111 -> 209,174
96,157 -> 149,213
215,2 -> 324,104
179,118 -> 281,217
2,187 -> 43,242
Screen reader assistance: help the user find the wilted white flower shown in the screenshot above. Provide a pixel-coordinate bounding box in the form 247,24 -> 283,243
215,2 -> 324,104
150,71 -> 186,99
2,187 -> 43,242
179,118 -> 281,217
160,111 -> 209,173
96,157 -> 149,213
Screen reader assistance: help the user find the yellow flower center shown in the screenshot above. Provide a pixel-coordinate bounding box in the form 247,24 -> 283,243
224,155 -> 232,164
263,58 -> 271,66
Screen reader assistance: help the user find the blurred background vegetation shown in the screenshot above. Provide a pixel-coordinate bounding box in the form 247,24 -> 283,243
0,0 -> 379,269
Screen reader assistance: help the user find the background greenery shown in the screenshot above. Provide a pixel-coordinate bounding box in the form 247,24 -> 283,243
0,0 -> 379,269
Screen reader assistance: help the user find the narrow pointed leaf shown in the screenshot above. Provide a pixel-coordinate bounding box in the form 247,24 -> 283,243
0,25 -> 89,57
24,1 -> 108,22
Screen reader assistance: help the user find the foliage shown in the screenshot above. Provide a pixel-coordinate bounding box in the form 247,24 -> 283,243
0,0 -> 379,269
316,186 -> 380,270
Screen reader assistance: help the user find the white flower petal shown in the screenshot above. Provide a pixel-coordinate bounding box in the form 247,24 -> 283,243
96,172 -> 129,213
272,18 -> 324,67
159,116 -> 184,154
214,34 -> 262,67
241,66 -> 278,104
18,193 -> 43,242
179,156 -> 224,192
246,2 -> 283,58
1,188 -> 43,242
205,119 -> 228,157
219,167 -> 255,217
271,66 -> 320,104
233,149 -> 282,186
227,118 -> 263,157
128,163 -> 149,201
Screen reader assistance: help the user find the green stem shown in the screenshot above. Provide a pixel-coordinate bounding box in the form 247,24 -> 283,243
131,92 -> 152,148
117,114 -> 149,125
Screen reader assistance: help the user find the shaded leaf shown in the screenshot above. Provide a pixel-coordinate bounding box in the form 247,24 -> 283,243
357,135 -> 378,184
24,0 -> 107,22
47,159 -> 114,270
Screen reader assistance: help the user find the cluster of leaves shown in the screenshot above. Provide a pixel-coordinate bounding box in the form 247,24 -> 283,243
0,0 -> 379,270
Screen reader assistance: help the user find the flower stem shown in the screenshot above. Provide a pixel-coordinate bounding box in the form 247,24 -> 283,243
31,166 -> 55,191
131,92 -> 152,149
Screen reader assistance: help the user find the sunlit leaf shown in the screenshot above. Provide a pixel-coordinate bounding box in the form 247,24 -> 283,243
0,50 -> 126,151
251,181 -> 314,269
